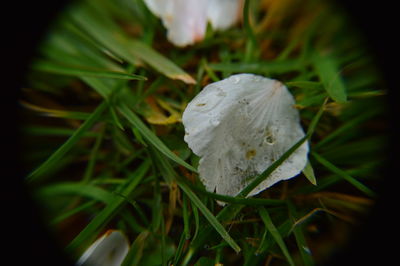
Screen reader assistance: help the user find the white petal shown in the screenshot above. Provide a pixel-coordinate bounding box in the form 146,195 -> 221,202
182,74 -> 309,201
144,0 -> 209,47
76,230 -> 130,266
144,0 -> 242,46
143,0 -> 173,17
207,0 -> 243,30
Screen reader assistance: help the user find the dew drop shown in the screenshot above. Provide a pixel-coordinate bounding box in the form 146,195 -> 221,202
215,86 -> 227,97
302,245 -> 312,255
210,117 -> 220,126
231,76 -> 241,84
252,76 -> 262,82
265,135 -> 275,145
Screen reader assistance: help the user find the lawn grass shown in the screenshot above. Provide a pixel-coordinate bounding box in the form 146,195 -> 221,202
22,0 -> 387,265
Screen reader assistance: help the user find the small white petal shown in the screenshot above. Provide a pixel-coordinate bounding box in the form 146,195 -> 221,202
207,0 -> 243,30
182,74 -> 308,201
144,0 -> 242,47
144,0 -> 208,47
76,230 -> 130,266
143,0 -> 173,17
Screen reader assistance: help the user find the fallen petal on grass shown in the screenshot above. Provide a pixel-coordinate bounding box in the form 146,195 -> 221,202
182,74 -> 309,201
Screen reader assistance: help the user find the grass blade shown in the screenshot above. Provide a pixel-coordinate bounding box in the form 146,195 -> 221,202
243,0 -> 258,62
311,151 -> 376,197
69,3 -> 195,84
27,101 -> 108,182
302,160 -> 317,185
287,201 -> 314,266
173,233 -> 187,265
313,108 -> 380,149
32,60 -> 147,80
37,183 -> 115,204
239,135 -> 309,197
259,207 -> 295,266
66,160 -> 151,255
51,201 -> 96,225
210,59 -> 305,74
178,182 -> 241,253
24,126 -> 98,137
188,184 -> 284,206
20,101 -> 91,120
118,103 -> 197,173
182,193 -> 191,239
150,141 -> 241,253
121,231 -> 150,266
313,53 -> 347,103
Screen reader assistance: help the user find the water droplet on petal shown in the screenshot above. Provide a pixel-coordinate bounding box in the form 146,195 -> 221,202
265,135 -> 275,145
217,87 -> 227,96
231,76 -> 241,84
210,117 -> 220,126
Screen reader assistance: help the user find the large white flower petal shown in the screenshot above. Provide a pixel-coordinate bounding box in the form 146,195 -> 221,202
76,230 -> 129,266
182,74 -> 309,200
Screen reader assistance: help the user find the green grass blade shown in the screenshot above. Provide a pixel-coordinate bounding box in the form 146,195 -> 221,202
313,108 -> 380,149
66,160 -> 151,256
83,126 -> 105,183
69,3 -> 195,84
32,60 -> 147,80
191,202 -> 200,241
255,228 -> 269,255
51,201 -> 96,225
20,101 -> 91,120
178,181 -> 241,253
286,81 -> 322,90
307,97 -> 328,136
313,53 -> 347,103
151,177 -> 162,232
121,231 -> 150,266
209,59 -> 305,75
243,0 -> 258,62
150,141 -> 241,253
311,151 -> 376,197
118,103 -> 197,173
27,101 -> 108,182
302,160 -> 317,185
173,233 -> 187,265
259,207 -> 295,266
189,184 -> 284,206
129,40 -> 196,84
287,201 -> 314,266
24,126 -> 98,137
37,183 -> 115,204
182,193 -> 191,239
239,134 -> 309,197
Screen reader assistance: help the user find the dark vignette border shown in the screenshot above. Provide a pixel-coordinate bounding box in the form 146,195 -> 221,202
4,0 -> 397,265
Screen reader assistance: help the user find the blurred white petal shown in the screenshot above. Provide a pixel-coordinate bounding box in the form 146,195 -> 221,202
182,74 -> 308,202
207,0 -> 243,30
144,0 -> 174,17
144,0 -> 242,46
76,230 -> 129,266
